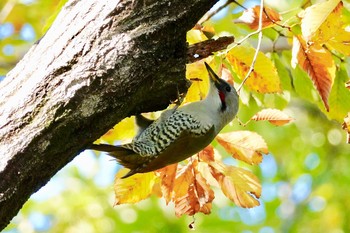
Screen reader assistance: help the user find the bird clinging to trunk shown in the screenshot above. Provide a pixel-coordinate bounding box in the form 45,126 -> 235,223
89,62 -> 239,178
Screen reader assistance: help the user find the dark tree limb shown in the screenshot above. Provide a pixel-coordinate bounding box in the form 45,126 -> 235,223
187,36 -> 235,62
0,0 -> 219,229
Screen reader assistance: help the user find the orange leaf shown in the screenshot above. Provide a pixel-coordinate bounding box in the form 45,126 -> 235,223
234,5 -> 282,30
291,36 -> 336,111
342,113 -> 350,144
155,163 -> 178,204
214,166 -> 261,208
251,108 -> 293,126
216,131 -> 268,165
173,163 -> 195,199
114,169 -> 157,205
198,146 -> 226,174
175,166 -> 214,216
198,145 -> 215,163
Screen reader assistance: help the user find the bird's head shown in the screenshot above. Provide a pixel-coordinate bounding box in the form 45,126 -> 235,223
204,62 -> 239,127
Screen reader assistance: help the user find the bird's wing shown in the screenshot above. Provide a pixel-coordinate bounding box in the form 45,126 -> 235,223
132,110 -> 213,157
135,115 -> 154,138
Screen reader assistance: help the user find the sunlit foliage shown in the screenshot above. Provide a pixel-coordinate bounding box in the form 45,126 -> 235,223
2,0 -> 350,232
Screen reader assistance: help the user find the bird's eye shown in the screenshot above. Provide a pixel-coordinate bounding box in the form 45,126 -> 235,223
225,86 -> 231,92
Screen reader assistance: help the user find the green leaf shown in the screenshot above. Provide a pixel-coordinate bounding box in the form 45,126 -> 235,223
291,65 -> 317,103
327,65 -> 350,122
273,53 -> 292,91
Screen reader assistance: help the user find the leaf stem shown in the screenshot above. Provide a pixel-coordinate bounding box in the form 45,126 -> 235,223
237,0 -> 265,92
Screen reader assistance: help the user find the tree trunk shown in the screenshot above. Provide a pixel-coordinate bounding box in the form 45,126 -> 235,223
0,0 -> 218,229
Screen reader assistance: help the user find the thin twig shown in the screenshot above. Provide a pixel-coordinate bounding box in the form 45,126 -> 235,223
263,7 -> 291,31
230,29 -> 261,49
198,0 -> 234,25
237,0 -> 265,92
231,0 -> 247,10
198,0 -> 248,25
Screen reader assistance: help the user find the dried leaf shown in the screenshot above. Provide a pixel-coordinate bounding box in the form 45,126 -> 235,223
114,169 -> 157,205
198,145 -> 215,163
216,131 -> 268,165
175,165 -> 214,216
235,5 -> 282,30
300,0 -> 341,40
227,46 -> 281,93
291,36 -> 336,111
251,108 -> 293,126
213,166 -> 261,208
173,163 -> 195,199
155,164 -> 178,204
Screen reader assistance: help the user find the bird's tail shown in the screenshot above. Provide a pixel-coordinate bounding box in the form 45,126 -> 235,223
88,143 -> 138,178
88,143 -> 134,157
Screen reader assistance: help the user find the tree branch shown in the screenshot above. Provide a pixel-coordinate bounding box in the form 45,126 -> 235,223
0,0 -> 219,229
187,36 -> 234,63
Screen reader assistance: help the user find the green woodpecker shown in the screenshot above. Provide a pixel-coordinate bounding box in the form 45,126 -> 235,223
89,62 -> 239,178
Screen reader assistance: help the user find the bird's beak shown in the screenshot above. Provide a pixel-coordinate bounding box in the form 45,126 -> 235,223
204,62 -> 221,85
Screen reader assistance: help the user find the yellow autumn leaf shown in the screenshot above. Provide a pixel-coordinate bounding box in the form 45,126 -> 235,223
185,62 -> 210,102
292,36 -> 336,111
300,1 -> 350,56
226,46 -> 281,93
186,29 -> 208,45
216,131 -> 268,165
251,108 -> 293,126
300,0 -> 341,40
98,117 -> 135,144
214,166 -> 261,208
310,2 -> 343,44
114,169 -> 157,205
327,30 -> 350,56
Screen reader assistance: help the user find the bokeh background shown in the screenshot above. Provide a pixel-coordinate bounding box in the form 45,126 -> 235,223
1,0 -> 350,232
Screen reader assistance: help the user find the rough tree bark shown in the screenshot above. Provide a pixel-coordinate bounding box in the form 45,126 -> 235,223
0,0 -> 219,229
